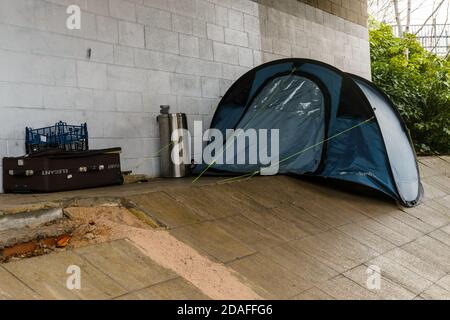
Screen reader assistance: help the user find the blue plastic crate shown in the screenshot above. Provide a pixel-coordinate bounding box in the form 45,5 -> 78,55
26,121 -> 89,154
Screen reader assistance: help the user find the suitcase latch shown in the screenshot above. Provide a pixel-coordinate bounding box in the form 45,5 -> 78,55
79,165 -> 105,172
9,169 -> 34,176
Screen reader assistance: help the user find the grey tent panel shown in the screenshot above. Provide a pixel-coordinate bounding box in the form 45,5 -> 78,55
354,78 -> 420,204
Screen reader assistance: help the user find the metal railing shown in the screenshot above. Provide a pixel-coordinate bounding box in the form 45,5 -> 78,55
393,24 -> 450,57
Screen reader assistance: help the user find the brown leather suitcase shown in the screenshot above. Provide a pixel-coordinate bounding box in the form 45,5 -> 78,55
3,148 -> 123,193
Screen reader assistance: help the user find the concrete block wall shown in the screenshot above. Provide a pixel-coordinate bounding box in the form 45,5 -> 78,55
293,0 -> 368,26
0,0 -> 370,191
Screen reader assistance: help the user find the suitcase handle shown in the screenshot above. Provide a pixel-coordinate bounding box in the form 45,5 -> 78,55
9,169 -> 34,177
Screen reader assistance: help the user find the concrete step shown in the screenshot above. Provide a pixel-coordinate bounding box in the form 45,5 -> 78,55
0,202 -> 64,232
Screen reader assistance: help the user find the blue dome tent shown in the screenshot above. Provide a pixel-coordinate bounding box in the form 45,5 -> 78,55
194,59 -> 423,207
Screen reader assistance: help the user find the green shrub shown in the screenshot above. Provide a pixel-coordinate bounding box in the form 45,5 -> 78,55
369,20 -> 450,154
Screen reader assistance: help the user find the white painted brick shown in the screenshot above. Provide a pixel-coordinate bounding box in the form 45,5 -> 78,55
215,5 -> 228,27
253,50 -> 262,65
170,0 -> 196,18
176,96 -> 201,114
199,38 -> 213,60
180,34 -> 200,58
222,64 -> 249,80
87,0 -> 109,15
0,24 -> 34,53
109,0 -> 136,21
238,47 -> 253,67
116,91 -> 143,111
193,19 -> 207,38
297,1 -> 306,18
135,114 -> 154,138
0,109 -> 24,140
224,28 -> 248,47
92,90 -> 116,111
77,61 -> 108,89
0,140 -> 6,159
75,11 -> 98,39
43,86 -> 93,110
196,0 -> 215,23
45,0 -> 88,10
119,21 -> 145,48
116,113 -> 155,138
100,112 -> 152,139
145,27 -> 179,54
213,42 -> 238,65
7,140 -> 25,157
170,73 -> 201,97
232,0 -> 258,16
114,45 -> 135,66
261,51 -> 284,63
292,45 -> 309,57
89,138 -> 112,149
47,56 -> 77,87
143,93 -> 177,113
0,50 -> 76,86
97,15 -> 118,43
265,15 -> 279,38
28,30 -> 83,59
135,49 -> 181,72
142,0 -> 169,12
305,3 -> 315,21
134,48 -> 154,69
248,33 -> 261,50
120,138 -> 156,158
83,111 -> 108,137
244,14 -> 260,34
314,7 -> 324,24
294,29 -> 308,47
172,14 -> 194,35
0,83 -> 43,108
333,55 -> 344,69
137,4 -> 171,30
107,65 -> 147,92
201,77 -> 220,98
41,2 -> 67,34
0,0 -> 46,30
228,9 -> 244,31
85,40 -> 114,63
272,39 -> 291,56
200,99 -> 215,116
143,113 -> 160,137
148,70 -> 171,94
206,23 -> 224,42
199,99 -> 217,115
175,56 -> 222,78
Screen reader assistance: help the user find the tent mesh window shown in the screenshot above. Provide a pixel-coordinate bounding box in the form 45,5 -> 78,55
230,74 -> 326,173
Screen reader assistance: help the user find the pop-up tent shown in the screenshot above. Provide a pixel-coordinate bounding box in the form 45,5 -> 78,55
195,58 -> 423,207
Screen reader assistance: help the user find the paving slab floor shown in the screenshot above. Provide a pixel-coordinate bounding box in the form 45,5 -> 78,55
0,156 -> 449,300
